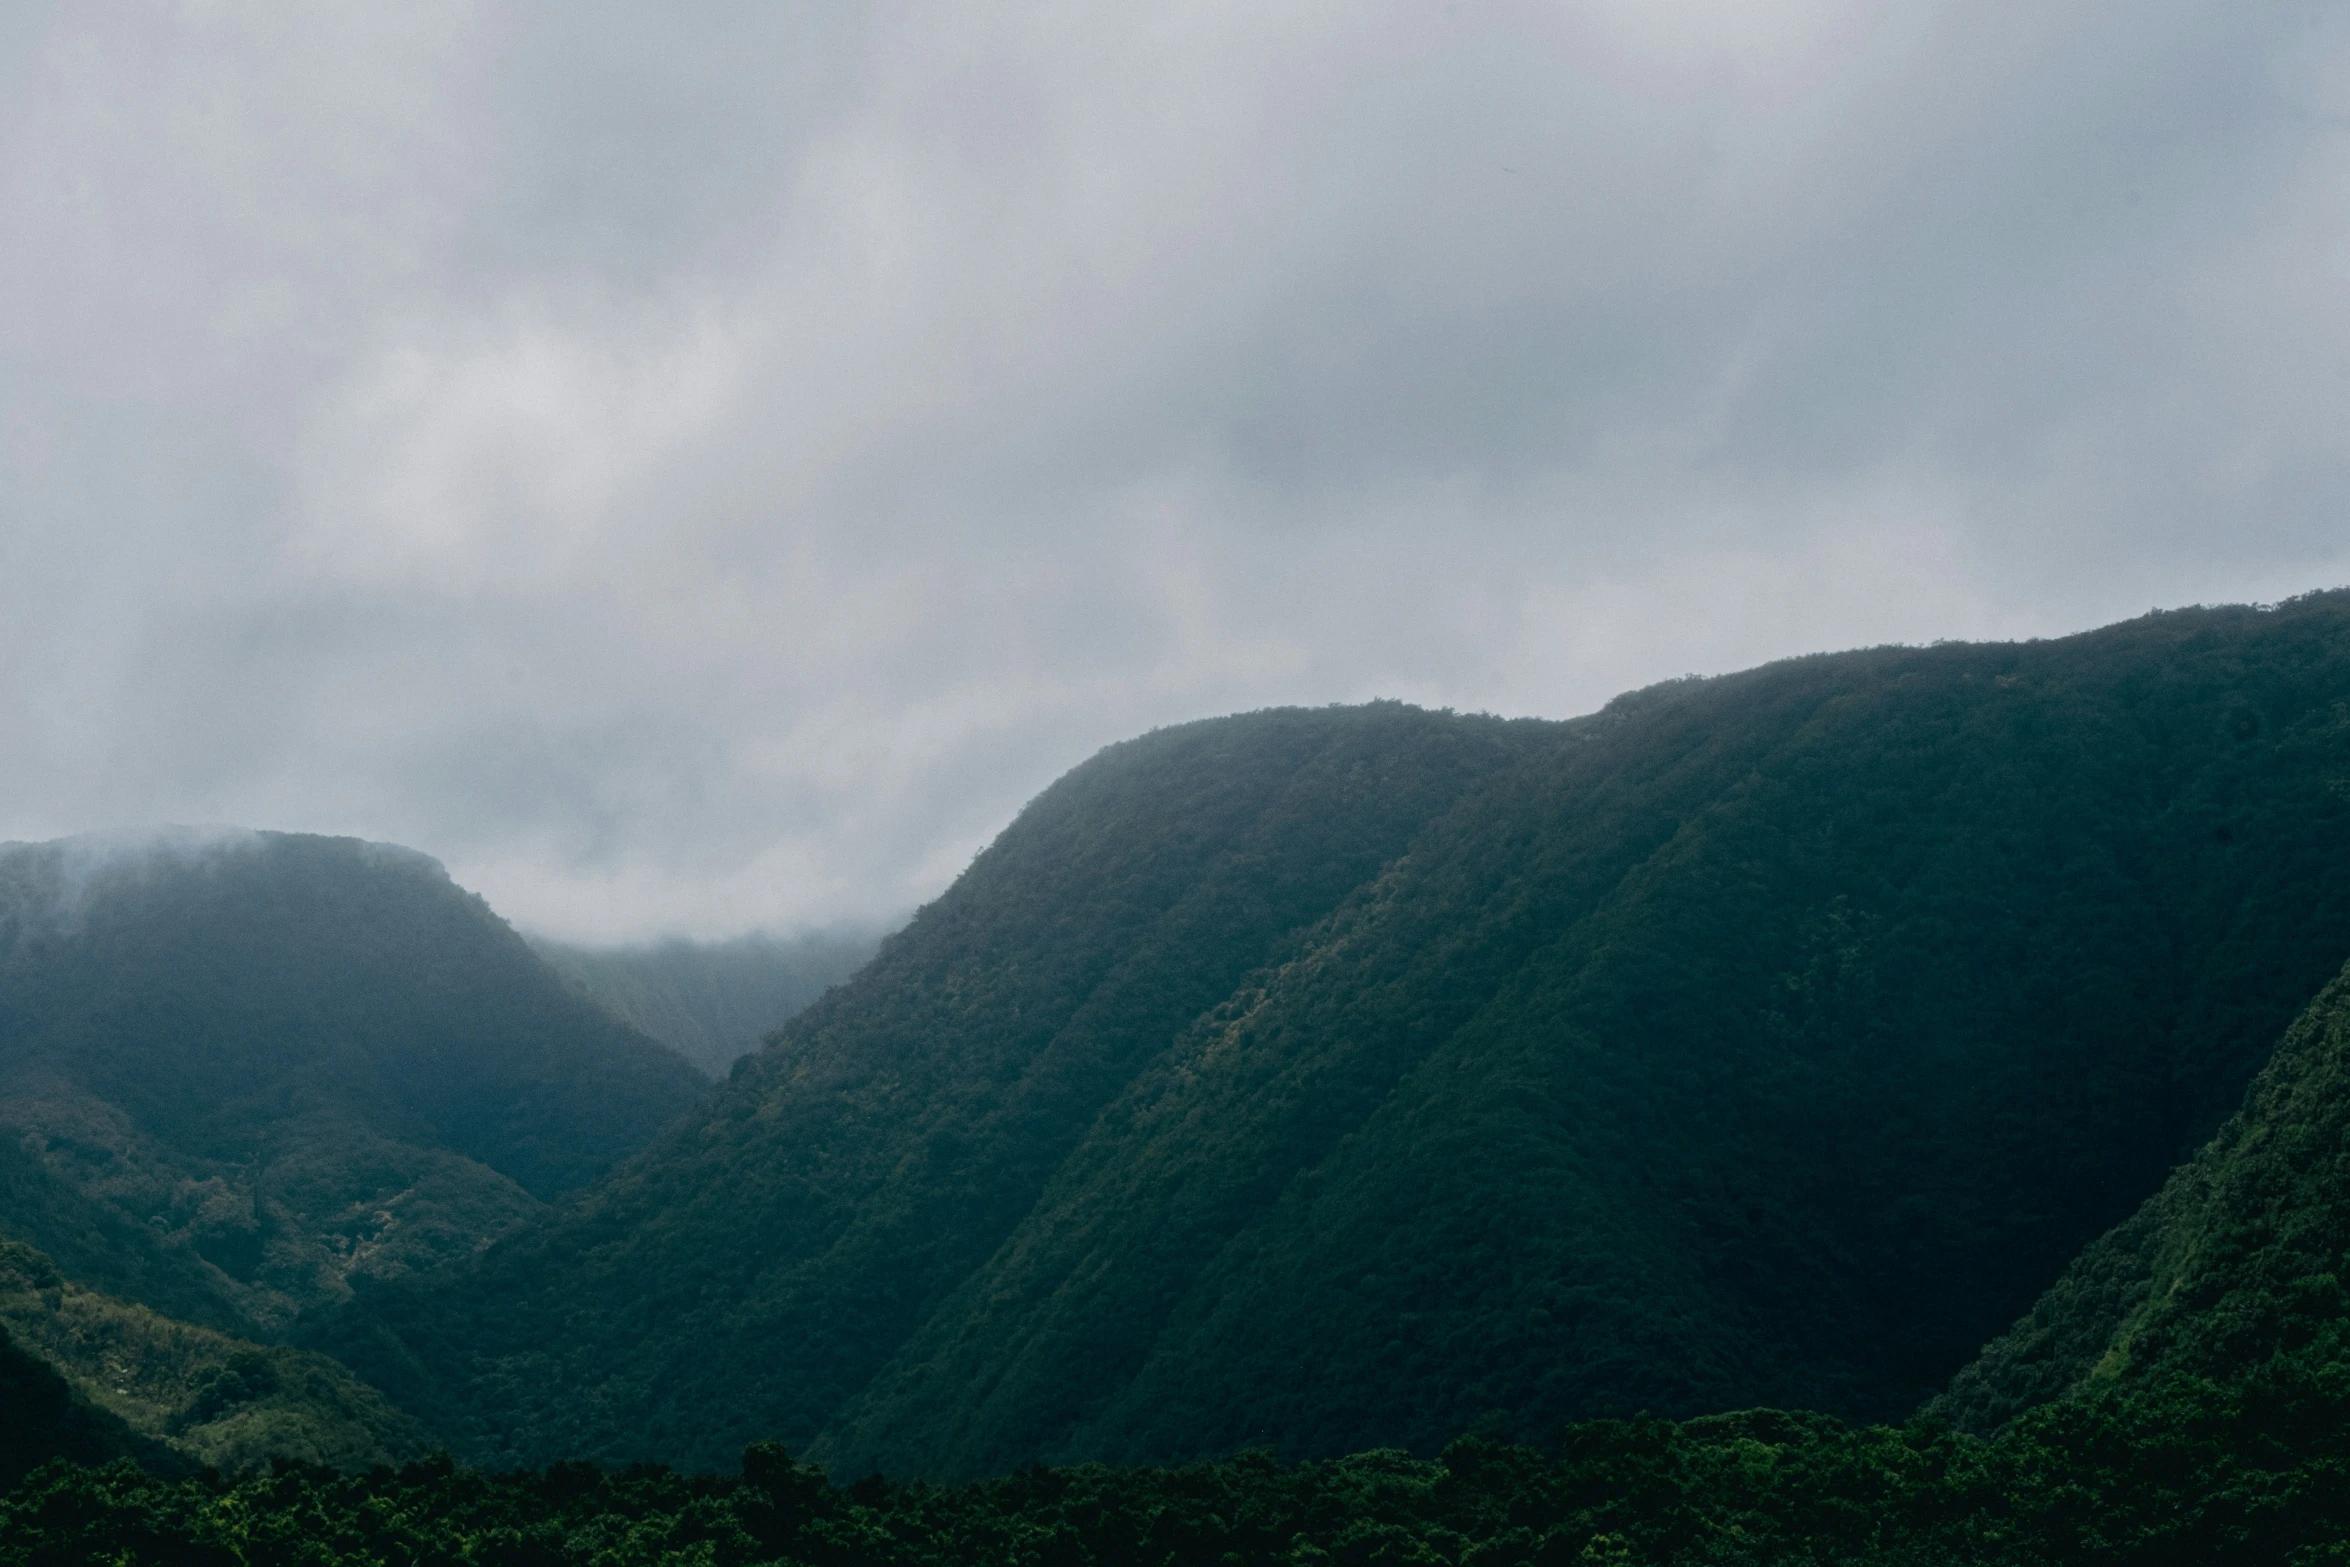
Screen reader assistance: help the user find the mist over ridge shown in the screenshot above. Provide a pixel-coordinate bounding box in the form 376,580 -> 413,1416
5,4 -> 2348,941
529,925 -> 891,1075
6,1 -> 2350,1549
0,828 -> 709,1338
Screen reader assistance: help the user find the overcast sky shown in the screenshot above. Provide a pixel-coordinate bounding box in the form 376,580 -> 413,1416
3,2 -> 2346,941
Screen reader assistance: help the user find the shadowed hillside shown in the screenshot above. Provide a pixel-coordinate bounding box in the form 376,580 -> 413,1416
0,1236 -> 429,1474
0,831 -> 710,1334
1939,950 -> 2350,1433
0,1321 -> 184,1492
326,702 -> 1551,1465
325,595 -> 2350,1477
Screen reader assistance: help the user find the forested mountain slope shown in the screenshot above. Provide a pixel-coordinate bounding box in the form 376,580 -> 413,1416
1938,950 -> 2350,1434
0,832 -> 709,1335
531,929 -> 882,1075
331,595 -> 2350,1478
0,1322 -> 184,1491
0,1236 -> 430,1474
326,703 -> 1552,1464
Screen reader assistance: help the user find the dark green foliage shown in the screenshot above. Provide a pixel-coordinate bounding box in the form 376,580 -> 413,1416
531,928 -> 884,1075
0,1324 -> 185,1492
0,831 -> 710,1331
21,597 -> 2350,1554
6,1395 -> 2350,1565
0,1235 -> 432,1474
0,1125 -> 246,1334
332,595 -> 2350,1477
326,701 -> 1549,1468
1941,949 -> 2350,1434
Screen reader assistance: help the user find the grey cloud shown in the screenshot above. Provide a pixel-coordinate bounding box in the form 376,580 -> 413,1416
2,2 -> 2345,939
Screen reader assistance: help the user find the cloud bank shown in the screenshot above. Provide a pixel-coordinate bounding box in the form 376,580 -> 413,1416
3,1 -> 2346,939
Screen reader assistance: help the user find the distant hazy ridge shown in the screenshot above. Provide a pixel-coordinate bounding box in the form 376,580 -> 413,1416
531,930 -> 882,1076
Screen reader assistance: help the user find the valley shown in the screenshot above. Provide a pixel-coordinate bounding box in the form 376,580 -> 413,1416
10,596 -> 2350,1561
322,594 -> 2350,1477
531,928 -> 883,1077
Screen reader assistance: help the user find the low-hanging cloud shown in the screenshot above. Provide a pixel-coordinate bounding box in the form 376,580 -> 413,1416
3,0 -> 2346,940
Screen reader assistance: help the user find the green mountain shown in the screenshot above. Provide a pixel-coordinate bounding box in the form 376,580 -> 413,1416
0,830 -> 710,1335
0,1321 -> 184,1491
1938,950 -> 2350,1434
326,594 -> 2350,1478
531,928 -> 883,1075
0,1235 -> 429,1474
810,600 -> 2350,1479
326,701 -> 1552,1464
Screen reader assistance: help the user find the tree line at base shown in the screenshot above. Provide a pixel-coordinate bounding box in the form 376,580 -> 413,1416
7,1357 -> 2347,1567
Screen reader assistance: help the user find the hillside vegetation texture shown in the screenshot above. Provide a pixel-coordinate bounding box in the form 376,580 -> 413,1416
323,594 -> 2350,1479
19,951 -> 2350,1563
0,1327 -> 179,1491
0,831 -> 710,1335
0,1236 -> 430,1474
10,1374 -> 2349,1565
532,930 -> 883,1076
1940,949 -> 2350,1437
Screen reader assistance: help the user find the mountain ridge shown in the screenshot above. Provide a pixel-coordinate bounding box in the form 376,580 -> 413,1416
0,830 -> 710,1335
318,593 -> 2350,1478
321,701 -> 1553,1465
